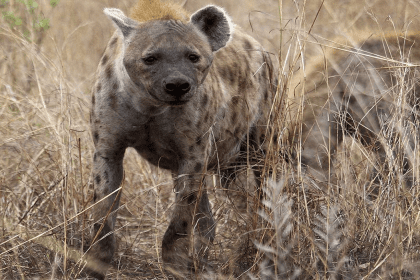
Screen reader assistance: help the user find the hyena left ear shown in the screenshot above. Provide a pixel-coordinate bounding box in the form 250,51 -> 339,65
104,8 -> 138,38
190,5 -> 233,52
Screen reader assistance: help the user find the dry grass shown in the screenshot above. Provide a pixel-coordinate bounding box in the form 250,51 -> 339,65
1,0 -> 420,279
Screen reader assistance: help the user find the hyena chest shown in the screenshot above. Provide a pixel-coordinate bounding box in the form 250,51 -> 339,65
124,107 -> 248,172
126,117 -> 186,171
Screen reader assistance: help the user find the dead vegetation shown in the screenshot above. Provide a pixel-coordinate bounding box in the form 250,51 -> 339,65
1,0 -> 420,279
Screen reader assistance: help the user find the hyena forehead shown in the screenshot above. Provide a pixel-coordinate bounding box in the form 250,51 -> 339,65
104,5 -> 233,52
136,20 -> 212,51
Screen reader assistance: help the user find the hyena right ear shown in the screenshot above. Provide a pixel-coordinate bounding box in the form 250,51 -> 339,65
104,8 -> 138,38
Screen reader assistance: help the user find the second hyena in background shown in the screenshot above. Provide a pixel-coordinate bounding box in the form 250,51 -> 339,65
87,0 -> 275,278
287,33 -> 420,195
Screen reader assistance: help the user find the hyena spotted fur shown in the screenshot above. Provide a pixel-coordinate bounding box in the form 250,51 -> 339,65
287,33 -> 420,193
87,0 -> 275,278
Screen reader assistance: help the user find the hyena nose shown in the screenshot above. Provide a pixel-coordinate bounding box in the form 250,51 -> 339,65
163,78 -> 191,97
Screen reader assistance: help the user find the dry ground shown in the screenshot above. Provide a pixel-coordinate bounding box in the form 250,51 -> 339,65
1,0 -> 420,279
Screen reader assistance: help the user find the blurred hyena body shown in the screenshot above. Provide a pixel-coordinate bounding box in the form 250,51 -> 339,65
288,33 -> 420,190
87,0 -> 275,278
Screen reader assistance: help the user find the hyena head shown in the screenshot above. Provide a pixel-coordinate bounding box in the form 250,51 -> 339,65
104,6 -> 232,106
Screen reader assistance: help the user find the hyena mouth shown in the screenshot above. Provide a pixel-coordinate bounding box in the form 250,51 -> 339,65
147,90 -> 190,106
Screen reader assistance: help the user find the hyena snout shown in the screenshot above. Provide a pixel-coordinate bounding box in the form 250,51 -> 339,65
163,75 -> 192,98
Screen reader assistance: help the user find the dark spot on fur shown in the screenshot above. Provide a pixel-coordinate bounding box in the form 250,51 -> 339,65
238,66 -> 252,94
234,127 -> 240,136
94,131 -> 99,143
96,83 -> 102,93
186,120 -> 192,126
234,126 -> 245,138
348,94 -> 357,105
228,67 -> 235,84
264,89 -> 269,101
273,134 -> 278,143
243,39 -> 252,51
93,192 -> 97,202
231,111 -> 237,123
104,171 -> 109,183
187,193 -> 196,204
220,108 -> 226,119
201,94 -> 209,107
93,153 -> 98,162
232,59 -> 239,70
110,36 -> 118,47
148,106 -> 159,115
248,125 -> 259,146
112,81 -> 119,91
194,162 -> 202,173
101,54 -> 109,66
260,134 -> 266,144
91,94 -> 95,105
259,63 -> 267,79
93,223 -> 100,234
109,91 -> 118,109
124,103 -> 132,110
196,120 -> 202,129
182,221 -> 188,228
105,63 -> 113,80
220,65 -> 235,85
243,56 -> 251,73
220,66 -> 229,80
195,136 -> 202,145
204,112 -> 210,124
231,96 -> 240,105
95,175 -> 101,185
189,145 -> 194,152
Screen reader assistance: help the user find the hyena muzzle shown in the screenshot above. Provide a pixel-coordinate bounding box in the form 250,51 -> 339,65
86,3 -> 275,279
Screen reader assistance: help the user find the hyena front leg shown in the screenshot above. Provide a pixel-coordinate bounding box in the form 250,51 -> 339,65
84,142 -> 126,280
162,159 -> 215,276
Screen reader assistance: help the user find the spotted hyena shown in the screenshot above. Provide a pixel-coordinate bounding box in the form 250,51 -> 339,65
86,0 -> 275,278
287,33 -> 420,192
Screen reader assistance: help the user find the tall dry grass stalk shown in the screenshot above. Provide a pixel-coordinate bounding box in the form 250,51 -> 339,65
1,0 -> 420,279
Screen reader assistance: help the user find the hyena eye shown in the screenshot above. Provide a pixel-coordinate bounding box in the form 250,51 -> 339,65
144,56 -> 157,65
188,54 -> 200,63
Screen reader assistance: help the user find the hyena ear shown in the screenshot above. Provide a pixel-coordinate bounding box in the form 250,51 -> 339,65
104,8 -> 138,38
190,5 -> 233,52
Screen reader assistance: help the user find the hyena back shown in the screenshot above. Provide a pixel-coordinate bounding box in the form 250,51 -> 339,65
288,33 -> 420,189
87,1 -> 275,278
